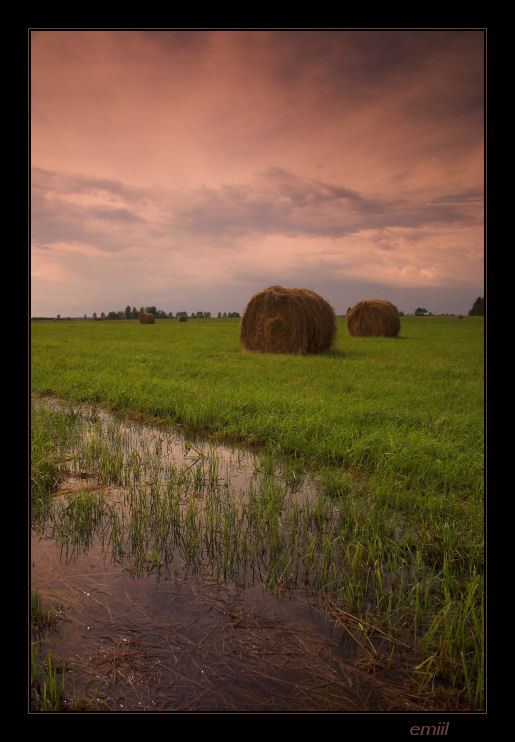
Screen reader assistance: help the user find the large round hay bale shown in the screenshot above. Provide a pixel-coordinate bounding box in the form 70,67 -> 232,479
240,285 -> 336,355
346,299 -> 400,337
138,312 -> 155,324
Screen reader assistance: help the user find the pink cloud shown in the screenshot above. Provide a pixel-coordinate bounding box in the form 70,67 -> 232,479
30,29 -> 485,317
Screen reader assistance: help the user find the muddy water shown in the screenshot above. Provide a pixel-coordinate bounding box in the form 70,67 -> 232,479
31,399 -> 418,712
32,537 -> 370,712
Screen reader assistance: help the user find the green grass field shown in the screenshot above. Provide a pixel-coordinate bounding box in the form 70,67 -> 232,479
30,315 -> 484,708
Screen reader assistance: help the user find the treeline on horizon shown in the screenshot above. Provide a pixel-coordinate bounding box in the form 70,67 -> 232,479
32,306 -> 241,321
31,297 -> 484,322
93,306 -> 242,320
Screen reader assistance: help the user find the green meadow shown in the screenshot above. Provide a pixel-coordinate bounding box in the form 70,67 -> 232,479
30,315 -> 484,709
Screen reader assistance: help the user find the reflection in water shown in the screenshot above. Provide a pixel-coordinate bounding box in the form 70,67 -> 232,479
32,537 -> 371,712
31,399 -> 419,712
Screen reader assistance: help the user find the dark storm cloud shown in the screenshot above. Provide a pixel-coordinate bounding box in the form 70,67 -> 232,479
427,189 -> 484,205
88,206 -> 143,222
31,167 -> 152,250
31,167 -> 150,204
32,162 -> 483,256
171,167 -> 483,241
139,28 -> 212,55
265,30 -> 483,121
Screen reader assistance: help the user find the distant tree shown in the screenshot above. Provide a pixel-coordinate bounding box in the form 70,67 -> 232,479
93,312 -> 97,319
218,312 -> 222,318
468,297 -> 484,316
145,306 -> 157,316
125,305 -> 132,320
101,312 -> 106,319
414,307 -> 428,316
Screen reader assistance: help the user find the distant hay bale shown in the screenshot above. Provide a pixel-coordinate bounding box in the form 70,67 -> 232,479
240,285 -> 336,355
346,299 -> 400,337
138,312 -> 155,324
178,316 -> 188,323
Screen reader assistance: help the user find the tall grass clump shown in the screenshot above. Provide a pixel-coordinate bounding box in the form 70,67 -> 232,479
31,403 -> 85,522
30,643 -> 67,712
30,589 -> 66,711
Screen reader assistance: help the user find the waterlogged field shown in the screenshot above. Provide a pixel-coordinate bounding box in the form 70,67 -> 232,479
30,316 -> 484,712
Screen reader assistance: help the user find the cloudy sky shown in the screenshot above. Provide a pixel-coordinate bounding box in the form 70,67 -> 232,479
30,28 -> 485,317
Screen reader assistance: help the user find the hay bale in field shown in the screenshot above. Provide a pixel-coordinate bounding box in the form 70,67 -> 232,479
239,285 -> 336,355
138,312 -> 155,324
346,299 -> 400,337
178,315 -> 188,323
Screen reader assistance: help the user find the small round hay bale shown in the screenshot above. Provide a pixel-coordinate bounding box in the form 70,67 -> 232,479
240,285 -> 336,355
346,299 -> 400,337
178,315 -> 188,323
138,312 -> 155,324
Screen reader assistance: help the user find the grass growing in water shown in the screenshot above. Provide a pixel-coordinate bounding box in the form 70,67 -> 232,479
30,315 -> 484,709
30,587 -> 112,711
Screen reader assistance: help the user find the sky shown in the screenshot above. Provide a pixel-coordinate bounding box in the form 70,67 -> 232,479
30,28 -> 485,317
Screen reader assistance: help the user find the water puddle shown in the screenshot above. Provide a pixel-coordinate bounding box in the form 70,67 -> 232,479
31,398 -> 420,712
36,396 -> 319,505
